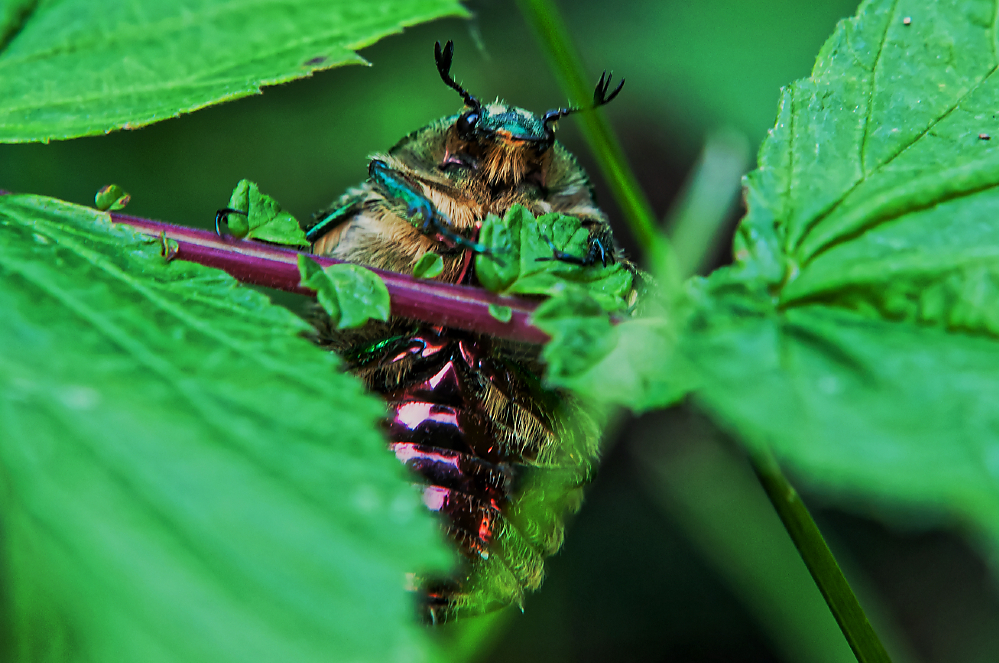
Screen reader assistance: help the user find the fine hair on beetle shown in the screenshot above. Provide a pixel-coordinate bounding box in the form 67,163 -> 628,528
303,40 -> 632,624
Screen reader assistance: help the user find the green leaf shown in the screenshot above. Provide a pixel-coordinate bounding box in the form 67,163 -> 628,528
299,255 -> 391,329
485,199 -> 679,408
94,184 -> 130,211
0,194 -> 450,662
412,251 -> 444,279
532,288 -> 618,384
664,0 -> 999,545
224,179 -> 308,247
533,289 -> 693,412
476,205 -> 635,312
0,1 -> 33,50
684,285 -> 999,541
0,0 -> 468,143
487,303 -> 512,323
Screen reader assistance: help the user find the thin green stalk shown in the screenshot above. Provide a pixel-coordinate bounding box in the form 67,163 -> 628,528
750,446 -> 893,663
515,0 -> 677,288
664,129 -> 749,277
518,5 -> 892,661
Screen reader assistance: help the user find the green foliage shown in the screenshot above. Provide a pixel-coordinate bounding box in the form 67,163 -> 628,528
487,303 -> 513,323
223,179 -> 308,246
478,205 -> 665,397
529,8 -> 999,648
532,288 -> 619,381
561,0 -> 999,553
7,0 -> 999,657
299,255 -> 392,329
476,205 -> 634,311
412,251 -> 445,279
568,0 -> 861,148
538,306 -> 693,412
0,194 -> 450,662
0,0 -> 467,143
94,184 -> 130,212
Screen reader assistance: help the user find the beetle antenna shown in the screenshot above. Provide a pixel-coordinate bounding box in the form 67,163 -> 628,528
434,40 -> 480,110
543,71 -> 625,136
593,70 -> 626,106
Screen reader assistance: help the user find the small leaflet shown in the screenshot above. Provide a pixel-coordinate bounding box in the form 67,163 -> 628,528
531,286 -> 618,381
476,205 -> 634,314
487,304 -> 513,323
94,184 -> 130,211
223,179 -> 309,247
158,232 -> 179,262
412,252 -> 444,279
298,255 -> 391,329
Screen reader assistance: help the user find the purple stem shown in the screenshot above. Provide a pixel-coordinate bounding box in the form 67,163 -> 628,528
109,212 -> 549,344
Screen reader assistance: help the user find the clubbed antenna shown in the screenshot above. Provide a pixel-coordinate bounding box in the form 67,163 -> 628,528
593,70 -> 626,106
434,40 -> 480,110
542,71 -> 626,136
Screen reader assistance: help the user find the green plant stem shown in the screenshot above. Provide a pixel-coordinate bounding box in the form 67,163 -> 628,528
664,129 -> 749,277
749,446 -> 893,663
515,0 -> 677,288
517,5 -> 889,659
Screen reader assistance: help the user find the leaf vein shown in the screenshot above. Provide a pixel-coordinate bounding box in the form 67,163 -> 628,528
993,0 -> 999,64
859,0 -> 900,177
793,37 -> 999,263
0,0 -> 38,56
799,68 -> 999,266
4,257 -> 357,523
800,178 -> 999,270
868,66 -> 999,175
783,87 -> 797,254
30,214 -> 336,395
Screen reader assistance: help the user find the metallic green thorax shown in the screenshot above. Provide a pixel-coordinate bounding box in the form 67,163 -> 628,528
472,103 -> 550,143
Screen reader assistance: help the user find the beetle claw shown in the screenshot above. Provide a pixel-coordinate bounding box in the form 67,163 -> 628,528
535,233 -> 610,267
215,207 -> 247,238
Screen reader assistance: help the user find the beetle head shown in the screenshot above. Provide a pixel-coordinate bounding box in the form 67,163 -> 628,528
434,40 -> 624,187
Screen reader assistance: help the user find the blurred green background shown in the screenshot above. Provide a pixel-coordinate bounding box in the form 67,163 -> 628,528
4,1 -> 999,661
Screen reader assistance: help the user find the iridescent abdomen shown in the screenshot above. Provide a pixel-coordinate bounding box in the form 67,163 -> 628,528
323,321 -> 597,623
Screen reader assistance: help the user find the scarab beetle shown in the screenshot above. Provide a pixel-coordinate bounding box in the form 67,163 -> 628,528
306,41 -> 628,623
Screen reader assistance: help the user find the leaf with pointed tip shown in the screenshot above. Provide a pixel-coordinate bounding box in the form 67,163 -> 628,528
667,0 -> 999,545
299,255 -> 391,329
224,179 -> 308,247
412,251 -> 444,279
0,0 -> 467,143
0,194 -> 451,662
487,303 -> 513,323
476,205 -> 634,312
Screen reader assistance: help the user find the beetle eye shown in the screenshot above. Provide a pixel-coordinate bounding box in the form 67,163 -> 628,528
456,112 -> 479,137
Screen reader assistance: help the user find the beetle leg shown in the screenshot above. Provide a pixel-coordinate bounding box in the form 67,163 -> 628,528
411,203 -> 493,255
307,199 -> 363,244
536,233 -> 610,268
585,235 -> 609,268
215,207 -> 247,237
369,159 -> 492,255
534,232 -> 585,264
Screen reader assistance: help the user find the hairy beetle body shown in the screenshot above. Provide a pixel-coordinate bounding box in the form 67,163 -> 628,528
306,41 -> 624,623
308,111 -> 609,279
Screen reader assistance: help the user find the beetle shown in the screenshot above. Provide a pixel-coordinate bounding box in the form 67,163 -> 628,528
305,40 -> 627,623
